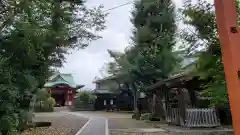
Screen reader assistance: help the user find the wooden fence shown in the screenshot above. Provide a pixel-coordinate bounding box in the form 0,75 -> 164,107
165,108 -> 220,128
185,108 -> 220,128
166,108 -> 180,125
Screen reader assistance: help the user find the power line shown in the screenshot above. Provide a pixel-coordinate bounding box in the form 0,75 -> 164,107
103,1 -> 134,12
103,0 -> 206,43
102,0 -> 210,51
102,0 -> 171,13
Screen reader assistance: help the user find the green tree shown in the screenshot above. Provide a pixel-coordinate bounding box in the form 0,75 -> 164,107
131,0 -> 179,118
0,0 -> 106,134
74,91 -> 96,110
131,0 -> 179,85
35,89 -> 50,102
180,0 -> 240,106
0,57 -> 20,134
106,49 -> 138,114
105,0 -> 179,119
34,88 -> 56,112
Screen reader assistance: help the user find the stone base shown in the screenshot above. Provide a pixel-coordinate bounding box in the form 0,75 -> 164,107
160,125 -> 233,135
110,128 -> 167,135
109,127 -> 233,135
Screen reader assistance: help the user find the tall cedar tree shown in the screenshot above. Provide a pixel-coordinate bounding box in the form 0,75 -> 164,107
105,0 -> 179,119
131,0 -> 179,86
131,0 -> 179,119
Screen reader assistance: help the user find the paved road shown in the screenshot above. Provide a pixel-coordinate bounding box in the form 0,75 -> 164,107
76,117 -> 107,135
66,112 -> 108,135
66,111 -> 165,135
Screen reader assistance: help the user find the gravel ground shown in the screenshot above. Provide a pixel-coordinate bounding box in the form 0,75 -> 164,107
110,132 -> 170,135
108,118 -> 153,129
21,112 -> 88,135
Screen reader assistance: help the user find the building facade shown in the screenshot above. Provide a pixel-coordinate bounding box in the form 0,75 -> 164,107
44,73 -> 84,106
92,76 -> 134,111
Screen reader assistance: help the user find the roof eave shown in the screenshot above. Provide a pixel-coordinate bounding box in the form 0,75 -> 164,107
147,73 -> 192,90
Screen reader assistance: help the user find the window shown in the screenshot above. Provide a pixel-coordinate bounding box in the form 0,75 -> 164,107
96,83 -> 100,89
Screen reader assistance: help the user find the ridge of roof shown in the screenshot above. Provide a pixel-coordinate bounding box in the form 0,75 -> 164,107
45,73 -> 77,88
93,75 -> 116,83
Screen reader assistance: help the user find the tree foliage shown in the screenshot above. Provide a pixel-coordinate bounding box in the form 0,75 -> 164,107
180,0 -> 240,106
106,0 -> 179,90
0,0 -> 106,134
74,90 -> 96,110
104,0 -> 179,118
34,88 -> 56,112
130,0 -> 180,85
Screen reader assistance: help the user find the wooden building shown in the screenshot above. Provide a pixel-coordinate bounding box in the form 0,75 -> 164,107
92,76 -> 134,111
147,72 -> 221,128
44,73 -> 84,106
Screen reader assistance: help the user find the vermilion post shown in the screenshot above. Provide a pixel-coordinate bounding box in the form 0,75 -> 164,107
215,0 -> 240,134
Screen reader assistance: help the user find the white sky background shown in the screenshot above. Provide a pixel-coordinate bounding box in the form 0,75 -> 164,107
60,0 -> 213,89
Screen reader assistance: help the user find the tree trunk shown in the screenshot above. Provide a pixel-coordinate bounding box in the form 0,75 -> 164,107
151,89 -> 166,121
152,93 -> 156,116
156,93 -> 166,121
131,83 -> 140,120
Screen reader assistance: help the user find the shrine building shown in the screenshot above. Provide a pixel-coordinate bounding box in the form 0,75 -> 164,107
44,73 -> 84,106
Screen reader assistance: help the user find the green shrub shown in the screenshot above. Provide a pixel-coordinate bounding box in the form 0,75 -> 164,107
46,97 -> 56,108
34,89 -> 55,112
73,90 -> 96,110
140,113 -> 152,121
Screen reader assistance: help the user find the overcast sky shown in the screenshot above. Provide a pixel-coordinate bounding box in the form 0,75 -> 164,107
60,0 -> 213,89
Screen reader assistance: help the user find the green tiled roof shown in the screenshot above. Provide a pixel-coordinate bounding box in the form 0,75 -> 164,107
44,73 -> 77,88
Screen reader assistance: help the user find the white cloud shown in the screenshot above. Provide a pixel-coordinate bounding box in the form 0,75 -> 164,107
61,0 -> 132,89
61,0 -> 214,90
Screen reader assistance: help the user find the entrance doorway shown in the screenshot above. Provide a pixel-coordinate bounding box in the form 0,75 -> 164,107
51,92 -> 66,106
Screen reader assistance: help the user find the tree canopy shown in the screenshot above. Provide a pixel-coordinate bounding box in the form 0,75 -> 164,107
104,0 -> 237,109
104,0 -> 180,118
106,0 -> 180,90
179,0 -> 240,107
0,0 -> 106,134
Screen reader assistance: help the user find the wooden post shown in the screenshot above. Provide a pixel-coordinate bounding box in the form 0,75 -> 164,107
177,88 -> 186,126
185,80 -> 197,108
69,90 -> 72,106
152,93 -> 157,117
72,90 -> 76,105
215,0 -> 240,134
156,88 -> 165,120
65,90 -> 68,106
164,85 -> 170,122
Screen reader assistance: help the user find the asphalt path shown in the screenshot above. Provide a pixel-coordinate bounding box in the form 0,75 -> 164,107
66,112 -> 109,135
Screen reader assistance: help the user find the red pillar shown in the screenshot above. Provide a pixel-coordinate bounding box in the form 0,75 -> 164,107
215,0 -> 240,134
65,89 -> 74,106
69,89 -> 73,106
67,89 -> 71,106
65,89 -> 68,106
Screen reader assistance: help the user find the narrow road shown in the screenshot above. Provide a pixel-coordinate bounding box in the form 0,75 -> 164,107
76,117 -> 108,135
66,112 -> 109,135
